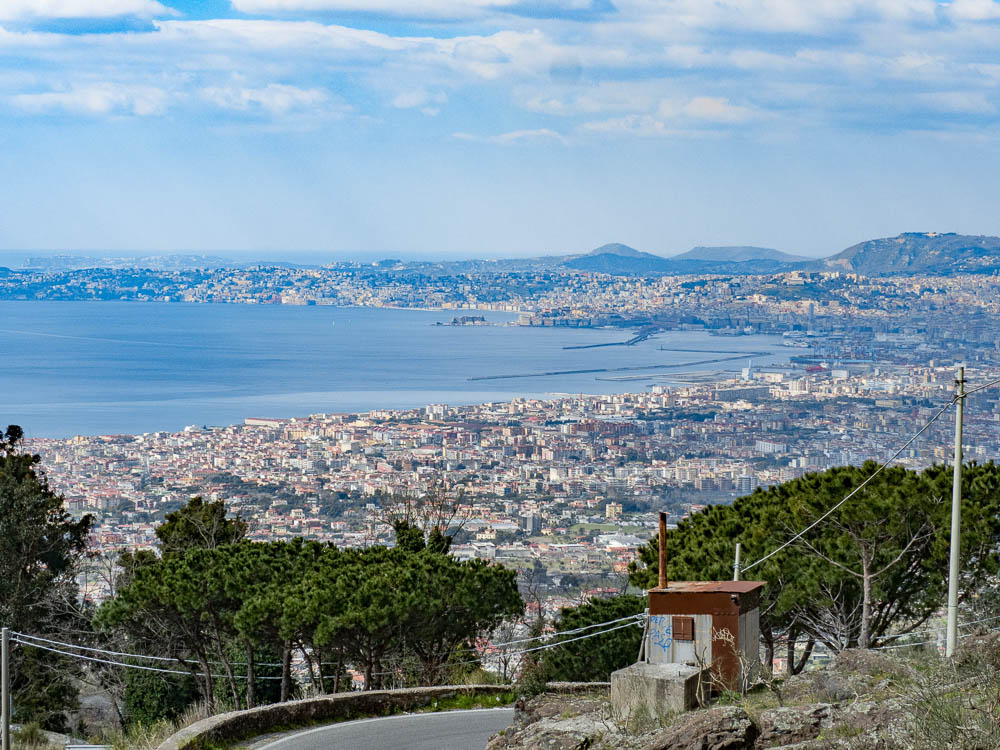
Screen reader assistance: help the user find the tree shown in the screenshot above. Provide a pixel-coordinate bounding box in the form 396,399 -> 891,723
123,670 -> 197,727
402,551 -> 523,685
543,595 -> 646,682
630,462 -> 1000,657
156,496 -> 247,557
0,424 -> 92,730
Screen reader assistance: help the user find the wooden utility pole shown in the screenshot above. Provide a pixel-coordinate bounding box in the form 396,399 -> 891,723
733,543 -> 742,581
2,626 -> 10,750
946,366 -> 966,658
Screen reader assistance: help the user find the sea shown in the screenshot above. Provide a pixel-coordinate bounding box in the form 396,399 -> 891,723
0,301 -> 792,438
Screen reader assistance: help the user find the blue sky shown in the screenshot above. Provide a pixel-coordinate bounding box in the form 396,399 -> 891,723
2,0 -> 1000,260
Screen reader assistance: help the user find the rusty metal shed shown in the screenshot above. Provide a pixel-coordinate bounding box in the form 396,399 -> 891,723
641,512 -> 765,692
644,580 -> 764,692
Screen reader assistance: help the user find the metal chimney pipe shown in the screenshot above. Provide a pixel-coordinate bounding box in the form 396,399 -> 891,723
658,511 -> 668,590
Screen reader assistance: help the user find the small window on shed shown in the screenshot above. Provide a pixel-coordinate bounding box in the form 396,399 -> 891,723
673,616 -> 695,641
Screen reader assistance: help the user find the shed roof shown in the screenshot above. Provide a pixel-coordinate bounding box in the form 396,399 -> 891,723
647,581 -> 765,594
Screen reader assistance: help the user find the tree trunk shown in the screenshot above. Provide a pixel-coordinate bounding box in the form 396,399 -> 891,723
333,650 -> 343,693
197,650 -> 216,713
785,630 -> 797,677
860,552 -> 873,649
280,639 -> 292,702
761,625 -> 774,675
210,618 -> 240,708
792,638 -> 814,675
245,639 -> 256,710
301,643 -> 320,693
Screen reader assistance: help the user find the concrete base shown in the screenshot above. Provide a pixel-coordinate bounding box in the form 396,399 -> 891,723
610,662 -> 709,726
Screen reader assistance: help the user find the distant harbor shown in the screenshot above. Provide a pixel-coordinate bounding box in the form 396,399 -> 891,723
0,301 -> 791,437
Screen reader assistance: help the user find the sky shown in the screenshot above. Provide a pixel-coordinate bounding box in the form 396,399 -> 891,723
2,1 -> 1000,260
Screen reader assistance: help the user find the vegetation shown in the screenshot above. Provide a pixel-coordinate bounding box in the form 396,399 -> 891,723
0,425 -> 92,731
543,595 -> 645,683
96,500 -> 523,715
630,462 -> 1000,665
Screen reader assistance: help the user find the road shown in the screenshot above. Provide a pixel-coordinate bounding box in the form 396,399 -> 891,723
254,708 -> 515,750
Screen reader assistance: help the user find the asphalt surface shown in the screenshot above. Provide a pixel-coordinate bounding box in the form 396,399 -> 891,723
254,708 -> 515,750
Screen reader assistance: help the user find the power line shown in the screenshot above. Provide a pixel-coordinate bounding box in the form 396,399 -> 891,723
370,616 -> 645,677
515,618 -> 643,656
482,613 -> 645,650
876,613 -> 1000,644
741,392 -> 960,573
11,636 -> 283,679
872,619 -> 1000,651
13,632 -> 286,669
961,375 -> 1000,397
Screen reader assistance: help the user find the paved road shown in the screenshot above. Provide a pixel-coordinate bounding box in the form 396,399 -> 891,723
255,708 -> 515,750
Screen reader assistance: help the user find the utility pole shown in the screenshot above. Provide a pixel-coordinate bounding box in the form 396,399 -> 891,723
946,366 -> 966,658
733,543 -> 741,581
2,626 -> 10,750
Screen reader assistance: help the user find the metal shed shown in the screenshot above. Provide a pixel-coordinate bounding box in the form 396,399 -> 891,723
645,580 -> 764,692
641,512 -> 765,692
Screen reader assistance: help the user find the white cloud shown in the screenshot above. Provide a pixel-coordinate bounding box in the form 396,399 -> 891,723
680,96 -> 752,122
231,0 -> 594,19
917,90 -> 995,113
577,114 -> 676,137
614,0 -> 938,33
12,84 -> 168,115
392,88 -> 448,114
454,128 -> 566,144
947,0 -> 1000,21
201,83 -> 331,114
0,0 -> 169,20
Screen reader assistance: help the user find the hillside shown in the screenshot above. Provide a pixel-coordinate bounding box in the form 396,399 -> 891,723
818,232 -> 1000,275
673,246 -> 808,263
490,637 -> 1000,749
563,244 -> 673,274
561,243 -> 804,276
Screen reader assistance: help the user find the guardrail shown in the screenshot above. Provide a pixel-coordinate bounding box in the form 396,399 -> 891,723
156,682 -> 609,750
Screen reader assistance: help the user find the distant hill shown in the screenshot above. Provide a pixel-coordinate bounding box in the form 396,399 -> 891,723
583,243 -> 650,258
817,233 -> 1000,275
563,243 -> 673,274
561,242 -> 807,276
320,232 -> 1000,278
674,246 -> 809,263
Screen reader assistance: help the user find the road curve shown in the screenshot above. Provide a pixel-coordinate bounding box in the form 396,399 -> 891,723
255,707 -> 515,750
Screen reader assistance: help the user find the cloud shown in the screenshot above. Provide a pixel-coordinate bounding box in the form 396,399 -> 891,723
916,90 -> 995,114
201,83 -> 334,114
392,88 -> 447,116
453,128 -> 566,144
680,96 -> 752,122
577,114 -> 677,137
0,0 -> 170,20
947,0 -> 1000,21
613,0 -> 938,34
231,0 -> 596,20
12,84 -> 168,115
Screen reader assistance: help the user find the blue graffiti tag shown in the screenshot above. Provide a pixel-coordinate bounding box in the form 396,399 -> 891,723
649,615 -> 673,653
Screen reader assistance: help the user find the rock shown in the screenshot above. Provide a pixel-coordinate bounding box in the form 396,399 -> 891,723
831,649 -> 909,681
780,672 -> 855,704
641,706 -> 759,750
488,693 -> 615,750
755,704 -> 833,748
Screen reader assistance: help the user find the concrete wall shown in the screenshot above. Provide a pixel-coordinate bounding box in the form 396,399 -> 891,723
156,683 -> 608,750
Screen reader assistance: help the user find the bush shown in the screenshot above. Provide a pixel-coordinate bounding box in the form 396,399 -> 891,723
124,669 -> 198,726
542,595 -> 645,683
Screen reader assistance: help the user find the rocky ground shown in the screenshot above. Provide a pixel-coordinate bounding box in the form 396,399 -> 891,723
487,635 -> 1000,750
